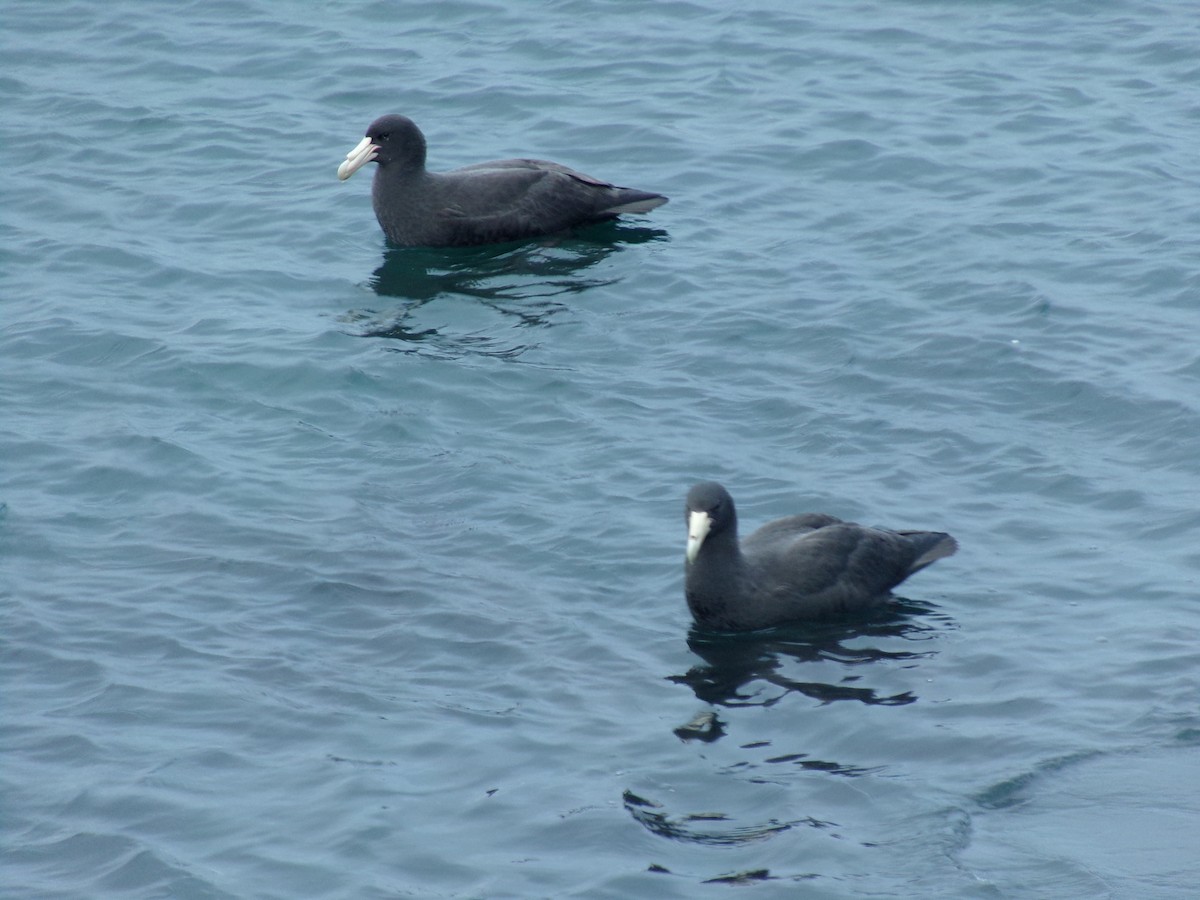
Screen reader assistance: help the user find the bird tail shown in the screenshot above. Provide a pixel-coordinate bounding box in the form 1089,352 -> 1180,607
605,191 -> 668,215
901,532 -> 958,573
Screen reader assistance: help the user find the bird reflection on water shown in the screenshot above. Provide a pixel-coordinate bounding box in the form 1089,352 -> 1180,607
625,602 -> 955,849
671,598 -> 953,711
340,222 -> 667,359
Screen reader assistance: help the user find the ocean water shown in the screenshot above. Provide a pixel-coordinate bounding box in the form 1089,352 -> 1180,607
3,0 -> 1199,897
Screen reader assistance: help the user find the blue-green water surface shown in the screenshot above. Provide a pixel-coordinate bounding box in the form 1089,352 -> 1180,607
4,1 -> 1199,897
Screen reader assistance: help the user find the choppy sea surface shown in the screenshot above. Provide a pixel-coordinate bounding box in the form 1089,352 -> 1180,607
4,1 -> 1200,897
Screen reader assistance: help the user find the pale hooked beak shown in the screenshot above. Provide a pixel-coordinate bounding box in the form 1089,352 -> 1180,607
685,510 -> 712,564
337,135 -> 379,181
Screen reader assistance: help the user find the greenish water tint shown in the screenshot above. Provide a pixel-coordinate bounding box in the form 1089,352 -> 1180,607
4,1 -> 1199,896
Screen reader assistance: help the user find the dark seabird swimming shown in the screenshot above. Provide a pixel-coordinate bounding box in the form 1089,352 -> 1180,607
336,114 -> 668,247
683,482 -> 957,631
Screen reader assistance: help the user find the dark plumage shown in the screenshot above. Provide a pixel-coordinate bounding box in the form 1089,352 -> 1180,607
683,482 -> 957,631
336,114 -> 668,247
